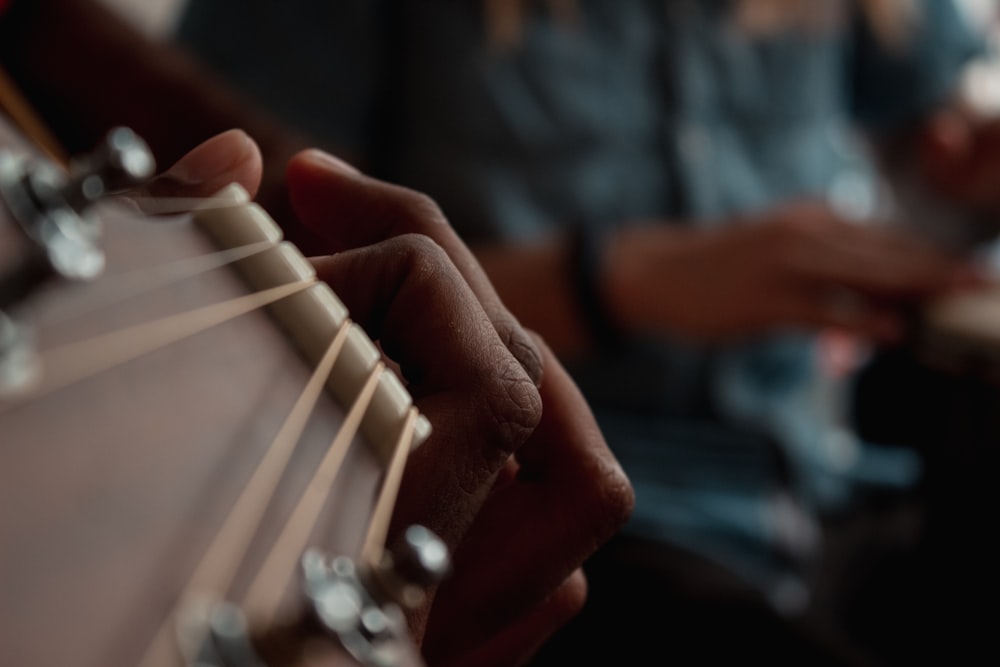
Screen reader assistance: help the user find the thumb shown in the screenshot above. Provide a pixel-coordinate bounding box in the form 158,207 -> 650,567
125,129 -> 263,214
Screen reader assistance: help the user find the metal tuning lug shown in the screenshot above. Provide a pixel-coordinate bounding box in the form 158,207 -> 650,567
0,309 -> 38,397
301,526 -> 451,667
175,596 -> 266,667
368,525 -> 452,611
0,127 -> 155,397
0,126 -> 154,293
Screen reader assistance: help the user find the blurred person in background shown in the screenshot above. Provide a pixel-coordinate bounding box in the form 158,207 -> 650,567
173,0 -> 1000,664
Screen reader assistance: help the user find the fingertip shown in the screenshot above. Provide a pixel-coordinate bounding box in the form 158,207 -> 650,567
185,128 -> 259,176
286,149 -> 365,235
288,148 -> 361,179
135,129 -> 263,204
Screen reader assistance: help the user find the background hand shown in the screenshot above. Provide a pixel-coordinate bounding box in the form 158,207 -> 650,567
606,200 -> 986,342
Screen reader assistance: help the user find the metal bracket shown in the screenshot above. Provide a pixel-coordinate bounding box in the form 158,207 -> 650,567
0,127 -> 154,397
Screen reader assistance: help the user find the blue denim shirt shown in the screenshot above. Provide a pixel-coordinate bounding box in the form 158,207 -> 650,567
180,0 -> 981,605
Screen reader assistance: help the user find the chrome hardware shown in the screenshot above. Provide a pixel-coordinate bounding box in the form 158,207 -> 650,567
369,525 -> 451,610
176,597 -> 265,667
0,126 -> 154,294
0,127 -> 154,396
174,527 -> 449,667
303,525 -> 451,667
0,310 -> 39,397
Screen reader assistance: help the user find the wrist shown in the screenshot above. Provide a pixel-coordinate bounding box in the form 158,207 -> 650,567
569,222 -> 626,350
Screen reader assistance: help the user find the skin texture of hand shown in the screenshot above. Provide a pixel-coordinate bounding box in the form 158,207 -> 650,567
127,133 -> 633,666
604,200 -> 987,343
285,149 -> 635,666
0,0 -> 633,660
418,333 -> 631,667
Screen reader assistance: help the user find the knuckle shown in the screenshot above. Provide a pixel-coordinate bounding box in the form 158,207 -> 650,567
383,235 -> 544,482
388,231 -> 447,261
583,458 -> 635,542
382,233 -> 452,283
454,364 -> 541,500
551,431 -> 635,547
482,363 -> 543,459
500,322 -> 544,387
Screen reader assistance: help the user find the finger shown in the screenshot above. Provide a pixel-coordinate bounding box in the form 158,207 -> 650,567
773,212 -> 983,297
769,200 -> 947,272
429,570 -> 588,667
124,129 -> 262,213
772,288 -> 908,342
286,149 -> 543,386
308,237 -> 542,549
421,338 -> 633,656
813,243 -> 979,298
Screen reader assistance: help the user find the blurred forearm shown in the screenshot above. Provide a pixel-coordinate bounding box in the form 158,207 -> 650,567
0,0 -> 306,183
